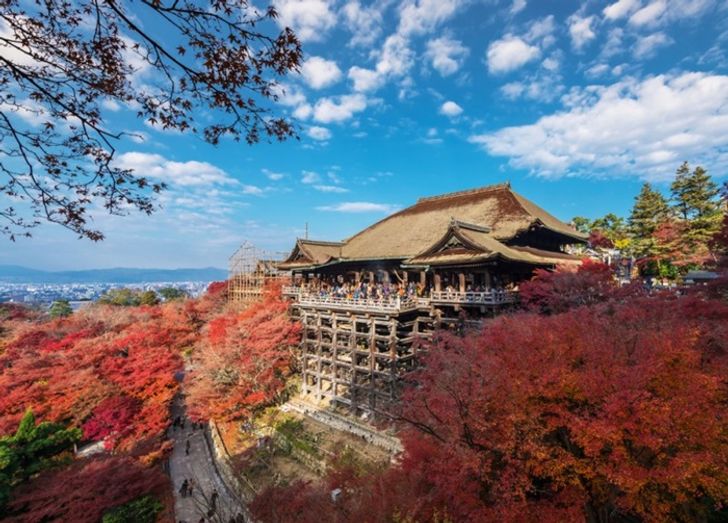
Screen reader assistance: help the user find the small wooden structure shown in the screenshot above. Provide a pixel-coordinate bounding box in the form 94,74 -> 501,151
228,242 -> 286,305
277,183 -> 587,415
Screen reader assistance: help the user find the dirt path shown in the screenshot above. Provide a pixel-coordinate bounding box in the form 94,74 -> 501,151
168,395 -> 247,523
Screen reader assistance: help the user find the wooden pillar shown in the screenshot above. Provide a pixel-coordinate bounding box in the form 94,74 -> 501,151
434,273 -> 441,292
484,270 -> 492,289
331,315 -> 338,401
419,271 -> 426,286
458,272 -> 465,293
368,271 -> 375,283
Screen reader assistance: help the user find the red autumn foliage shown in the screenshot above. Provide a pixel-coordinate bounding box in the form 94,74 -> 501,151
185,282 -> 301,422
82,395 -> 142,449
588,229 -> 614,249
0,304 -> 186,453
5,456 -> 172,523
519,259 -> 638,314
252,293 -> 728,522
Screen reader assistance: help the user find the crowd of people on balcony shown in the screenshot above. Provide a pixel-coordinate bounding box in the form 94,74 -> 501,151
285,275 -> 517,306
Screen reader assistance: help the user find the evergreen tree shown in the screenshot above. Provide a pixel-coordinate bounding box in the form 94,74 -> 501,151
139,291 -> 160,307
49,300 -> 73,318
670,163 -> 722,250
0,409 -> 80,509
628,183 -> 670,258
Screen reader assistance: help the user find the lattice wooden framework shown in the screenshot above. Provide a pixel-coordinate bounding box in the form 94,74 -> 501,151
228,241 -> 287,305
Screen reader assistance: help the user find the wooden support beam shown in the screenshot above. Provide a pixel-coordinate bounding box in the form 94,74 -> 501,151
459,272 -> 466,293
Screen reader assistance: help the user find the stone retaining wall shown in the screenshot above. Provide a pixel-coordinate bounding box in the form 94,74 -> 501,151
282,399 -> 403,454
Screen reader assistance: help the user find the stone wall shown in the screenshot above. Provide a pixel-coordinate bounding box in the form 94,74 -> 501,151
282,399 -> 403,454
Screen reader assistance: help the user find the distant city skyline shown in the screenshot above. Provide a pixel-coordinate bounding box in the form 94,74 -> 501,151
2,0 -> 728,270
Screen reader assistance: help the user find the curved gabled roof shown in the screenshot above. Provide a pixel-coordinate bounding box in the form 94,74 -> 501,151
277,239 -> 343,270
339,183 -> 585,261
405,219 -> 581,267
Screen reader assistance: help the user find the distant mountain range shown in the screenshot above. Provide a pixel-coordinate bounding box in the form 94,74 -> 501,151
0,265 -> 228,284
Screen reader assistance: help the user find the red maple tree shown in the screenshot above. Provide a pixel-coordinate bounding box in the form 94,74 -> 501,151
186,282 -> 301,422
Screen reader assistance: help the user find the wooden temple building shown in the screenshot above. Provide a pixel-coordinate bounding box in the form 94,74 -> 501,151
277,183 -> 586,415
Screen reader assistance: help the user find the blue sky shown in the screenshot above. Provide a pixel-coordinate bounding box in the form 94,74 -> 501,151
2,0 -> 728,270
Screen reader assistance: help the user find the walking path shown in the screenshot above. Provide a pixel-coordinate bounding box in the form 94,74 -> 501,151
168,395 -> 247,523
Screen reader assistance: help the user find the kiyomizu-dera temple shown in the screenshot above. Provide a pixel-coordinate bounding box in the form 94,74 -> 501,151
277,183 -> 586,414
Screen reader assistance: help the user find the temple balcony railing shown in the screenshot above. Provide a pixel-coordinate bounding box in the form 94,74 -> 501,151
294,293 -> 420,314
429,290 -> 518,305
282,285 -> 301,297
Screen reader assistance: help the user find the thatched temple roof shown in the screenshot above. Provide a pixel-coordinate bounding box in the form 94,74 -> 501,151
279,183 -> 585,270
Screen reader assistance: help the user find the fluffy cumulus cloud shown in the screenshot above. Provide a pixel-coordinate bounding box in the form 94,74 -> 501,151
300,57 -> 342,89
317,202 -> 398,213
397,0 -> 466,37
313,94 -> 367,123
425,36 -> 469,76
273,0 -> 336,42
568,14 -> 597,50
342,1 -> 383,47
307,125 -> 332,141
439,100 -> 463,117
469,72 -> 728,180
486,36 -> 540,74
348,66 -> 385,92
603,0 -> 640,20
115,152 -> 237,187
634,32 -> 673,58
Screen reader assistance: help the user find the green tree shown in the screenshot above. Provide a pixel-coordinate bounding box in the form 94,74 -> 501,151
0,409 -> 81,509
102,495 -> 163,523
158,287 -> 188,301
139,291 -> 160,307
48,300 -> 73,318
97,288 -> 141,307
571,216 -> 592,234
628,183 -> 670,258
670,162 -> 722,249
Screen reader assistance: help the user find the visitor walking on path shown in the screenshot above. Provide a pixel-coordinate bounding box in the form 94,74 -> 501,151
168,394 -> 246,522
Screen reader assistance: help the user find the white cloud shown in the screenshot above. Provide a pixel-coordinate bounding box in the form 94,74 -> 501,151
342,1 -> 383,47
312,94 -> 367,123
301,170 -> 321,184
586,63 -> 610,77
603,0 -> 639,20
524,15 -> 556,48
633,32 -> 672,58
469,72 -> 728,180
273,0 -> 336,42
397,0 -> 466,37
376,34 -> 415,77
115,152 -> 237,187
425,36 -> 469,76
307,125 -> 332,140
348,66 -> 385,92
274,83 -> 307,107
292,103 -> 313,119
486,36 -> 540,74
510,0 -> 527,15
241,185 -> 264,195
439,100 -> 463,117
317,202 -> 398,213
629,0 -> 667,26
101,99 -> 122,112
568,14 -> 597,50
262,169 -> 285,181
300,56 -> 342,89
313,185 -> 349,193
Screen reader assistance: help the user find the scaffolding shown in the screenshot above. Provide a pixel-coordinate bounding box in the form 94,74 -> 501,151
228,241 -> 287,305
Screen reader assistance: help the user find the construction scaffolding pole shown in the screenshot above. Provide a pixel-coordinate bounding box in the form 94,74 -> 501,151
228,241 -> 288,305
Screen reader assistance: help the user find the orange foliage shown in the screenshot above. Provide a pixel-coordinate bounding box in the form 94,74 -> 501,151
185,282 -> 301,422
